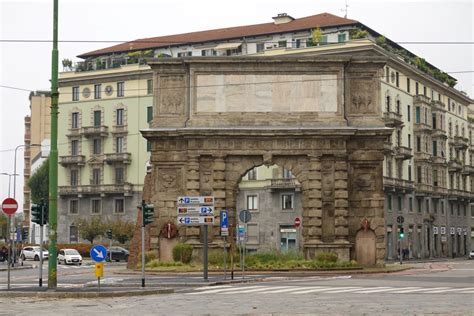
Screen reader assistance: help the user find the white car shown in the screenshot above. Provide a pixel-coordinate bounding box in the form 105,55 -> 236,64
58,249 -> 83,265
20,246 -> 48,261
469,250 -> 474,260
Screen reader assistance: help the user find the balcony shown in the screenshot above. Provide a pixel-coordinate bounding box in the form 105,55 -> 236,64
431,100 -> 446,112
462,165 -> 474,175
431,128 -> 447,139
82,126 -> 108,138
382,111 -> 403,127
269,178 -> 299,189
383,177 -> 414,191
414,151 -> 431,161
432,186 -> 448,195
448,189 -> 471,200
58,182 -> 133,196
383,142 -> 393,154
59,155 -> 86,166
414,122 -> 432,134
415,183 -> 433,195
450,136 -> 469,149
394,146 -> 412,160
431,156 -> 446,165
448,159 -> 463,172
105,152 -> 132,164
66,128 -> 81,138
414,95 -> 431,105
111,125 -> 128,135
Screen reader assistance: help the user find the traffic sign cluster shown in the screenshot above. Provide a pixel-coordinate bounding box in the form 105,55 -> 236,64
177,196 -> 215,226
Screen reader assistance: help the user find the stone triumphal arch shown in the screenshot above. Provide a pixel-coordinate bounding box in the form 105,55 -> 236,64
141,55 -> 391,265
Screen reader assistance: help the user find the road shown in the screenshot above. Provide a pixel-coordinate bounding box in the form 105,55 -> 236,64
1,260 -> 473,315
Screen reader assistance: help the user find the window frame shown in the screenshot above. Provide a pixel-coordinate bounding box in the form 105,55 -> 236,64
72,86 -> 79,101
69,199 -> 79,215
116,108 -> 124,126
281,193 -> 294,210
117,81 -> 124,97
94,84 -> 102,99
114,198 -> 125,214
71,112 -> 79,128
246,194 -> 258,211
91,199 -> 102,215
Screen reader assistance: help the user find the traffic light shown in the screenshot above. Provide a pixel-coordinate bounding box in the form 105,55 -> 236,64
41,202 -> 48,226
21,227 -> 29,242
142,200 -> 154,227
399,226 -> 405,239
31,204 -> 42,225
106,229 -> 113,239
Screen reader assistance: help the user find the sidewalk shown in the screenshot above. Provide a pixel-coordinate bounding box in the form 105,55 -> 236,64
384,257 -> 469,264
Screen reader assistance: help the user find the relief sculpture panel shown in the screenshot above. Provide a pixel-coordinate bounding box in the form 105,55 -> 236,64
159,75 -> 185,115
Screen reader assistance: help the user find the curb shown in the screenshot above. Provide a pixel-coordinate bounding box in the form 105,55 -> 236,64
0,266 -> 34,272
1,288 -> 174,298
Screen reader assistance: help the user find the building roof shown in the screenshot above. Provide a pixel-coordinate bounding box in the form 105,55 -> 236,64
78,13 -> 358,59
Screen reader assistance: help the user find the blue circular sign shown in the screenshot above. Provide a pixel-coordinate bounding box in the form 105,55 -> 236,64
90,244 -> 108,262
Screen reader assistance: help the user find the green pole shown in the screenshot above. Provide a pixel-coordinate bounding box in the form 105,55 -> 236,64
48,0 -> 59,289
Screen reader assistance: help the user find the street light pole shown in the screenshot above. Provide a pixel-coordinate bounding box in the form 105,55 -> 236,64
0,173 -> 18,197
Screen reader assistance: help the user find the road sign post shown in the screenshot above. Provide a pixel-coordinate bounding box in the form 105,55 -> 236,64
141,201 -> 155,287
239,210 -> 251,279
90,245 -> 107,291
2,197 -> 18,291
220,210 -> 229,280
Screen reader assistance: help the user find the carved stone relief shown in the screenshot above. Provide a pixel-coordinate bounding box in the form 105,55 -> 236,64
159,75 -> 185,115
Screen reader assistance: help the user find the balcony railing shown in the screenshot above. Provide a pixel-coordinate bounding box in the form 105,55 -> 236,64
82,126 -> 108,138
431,156 -> 446,165
448,189 -> 471,199
414,122 -> 432,133
111,125 -> 128,134
414,95 -> 431,105
58,183 -> 133,196
448,159 -> 463,171
414,152 -> 431,161
431,100 -> 446,112
105,152 -> 131,164
383,177 -> 414,191
66,128 -> 81,138
382,111 -> 403,127
450,136 -> 469,149
432,186 -> 448,195
394,146 -> 412,160
59,155 -> 86,166
462,165 -> 474,175
269,178 -> 299,189
431,128 -> 447,139
415,183 -> 433,194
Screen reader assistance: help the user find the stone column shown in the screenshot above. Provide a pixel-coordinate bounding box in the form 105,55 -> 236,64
303,155 -> 323,256
334,155 -> 349,243
212,155 -> 226,242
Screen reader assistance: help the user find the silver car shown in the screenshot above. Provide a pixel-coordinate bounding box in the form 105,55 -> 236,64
20,246 -> 48,261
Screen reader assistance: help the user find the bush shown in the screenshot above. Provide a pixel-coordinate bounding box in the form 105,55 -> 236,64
315,252 -> 338,263
172,243 -> 193,264
144,250 -> 157,263
145,259 -> 184,268
208,249 -> 226,266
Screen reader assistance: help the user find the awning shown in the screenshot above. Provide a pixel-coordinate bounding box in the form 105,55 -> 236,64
215,42 -> 242,50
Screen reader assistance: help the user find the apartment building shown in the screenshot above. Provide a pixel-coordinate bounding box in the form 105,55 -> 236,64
57,12 -> 472,252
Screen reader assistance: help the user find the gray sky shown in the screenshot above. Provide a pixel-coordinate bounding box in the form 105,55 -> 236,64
1,0 -> 473,213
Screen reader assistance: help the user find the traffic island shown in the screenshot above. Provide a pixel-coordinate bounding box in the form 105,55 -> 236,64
0,287 -> 173,298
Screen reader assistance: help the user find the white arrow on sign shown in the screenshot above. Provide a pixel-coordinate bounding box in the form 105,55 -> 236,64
94,248 -> 104,259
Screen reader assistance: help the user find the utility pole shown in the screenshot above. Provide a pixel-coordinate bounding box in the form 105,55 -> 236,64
48,0 -> 59,289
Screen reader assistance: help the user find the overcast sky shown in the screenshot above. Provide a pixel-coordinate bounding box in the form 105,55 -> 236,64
0,0 -> 473,213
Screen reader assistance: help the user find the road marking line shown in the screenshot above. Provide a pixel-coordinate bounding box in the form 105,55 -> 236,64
194,285 -> 231,290
290,287 -> 334,294
257,287 -> 314,294
390,287 -> 450,294
187,285 -> 262,294
384,287 -> 422,293
423,287 -> 474,293
322,287 -> 367,293
459,291 -> 474,294
218,286 -> 288,294
354,287 -> 395,294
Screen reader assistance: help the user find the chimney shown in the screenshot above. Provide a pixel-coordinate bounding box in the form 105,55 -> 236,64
272,13 -> 295,25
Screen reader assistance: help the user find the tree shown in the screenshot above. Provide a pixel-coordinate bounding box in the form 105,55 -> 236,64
310,27 -> 323,46
108,218 -> 135,244
0,214 -> 7,242
76,218 -> 105,244
28,158 -> 49,204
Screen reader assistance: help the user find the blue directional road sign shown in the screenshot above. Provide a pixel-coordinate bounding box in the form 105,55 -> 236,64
90,244 -> 108,263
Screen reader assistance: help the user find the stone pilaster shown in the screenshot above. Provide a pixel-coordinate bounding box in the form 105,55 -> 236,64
334,155 -> 349,242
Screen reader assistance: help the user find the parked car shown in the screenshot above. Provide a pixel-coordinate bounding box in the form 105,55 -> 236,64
58,249 -> 83,265
469,250 -> 474,260
106,246 -> 129,262
20,246 -> 48,261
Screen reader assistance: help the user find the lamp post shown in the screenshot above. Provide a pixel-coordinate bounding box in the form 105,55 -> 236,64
0,173 -> 18,197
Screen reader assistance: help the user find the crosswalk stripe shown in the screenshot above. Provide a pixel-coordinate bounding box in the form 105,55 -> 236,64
188,285 -> 263,295
389,287 -> 446,293
194,285 -> 231,290
355,287 -> 394,294
423,287 -> 474,294
220,286 -> 294,294
290,287 -> 334,294
322,287 -> 366,293
258,287 -> 314,294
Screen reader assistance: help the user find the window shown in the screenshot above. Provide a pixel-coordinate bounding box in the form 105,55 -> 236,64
337,33 -> 346,42
397,196 -> 402,212
432,140 -> 437,156
201,49 -> 216,56
423,86 -> 427,96
147,79 -> 153,95
457,204 -> 460,216
256,43 -> 265,52
147,106 -> 153,123
71,140 -> 78,156
415,82 -> 419,95
408,134 -> 411,148
116,137 -> 123,153
426,199 -> 430,213
450,202 -> 454,216
386,194 -> 392,211
94,84 -> 101,99
417,197 -> 422,213
116,108 -> 124,126
395,72 -> 399,87
416,136 -> 421,152
117,82 -> 124,97
415,107 -> 420,123
283,169 -> 292,179
408,165 -> 412,181
115,167 -> 124,184
407,105 -> 411,121
408,197 -> 413,212
247,224 -> 259,244
385,67 -> 389,82
92,168 -> 101,185
471,205 -> 474,217
433,200 -> 438,214
69,200 -> 79,215
114,199 -> 125,214
441,200 -> 445,215
295,40 -> 301,48
93,110 -> 101,126
91,199 -> 101,215
462,205 -> 466,217
177,51 -> 192,57
72,112 -> 79,128
70,170 -> 78,186
281,194 -> 293,210
278,40 -> 287,48
246,195 -> 258,210
407,78 -> 410,93
147,140 -> 151,152
433,169 -> 438,186
93,138 -> 101,154
247,168 -> 257,180
417,166 -> 422,183
72,86 -> 80,101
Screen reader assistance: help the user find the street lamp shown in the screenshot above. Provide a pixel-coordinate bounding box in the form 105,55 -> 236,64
13,143 -> 42,199
0,172 -> 19,197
